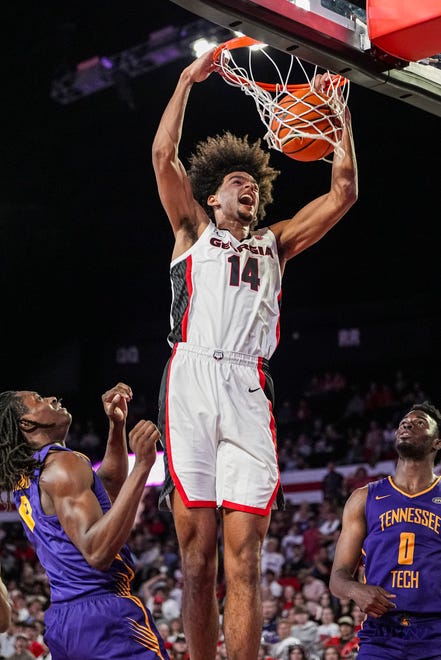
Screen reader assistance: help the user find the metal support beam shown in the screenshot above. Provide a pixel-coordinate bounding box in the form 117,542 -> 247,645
50,18 -> 232,105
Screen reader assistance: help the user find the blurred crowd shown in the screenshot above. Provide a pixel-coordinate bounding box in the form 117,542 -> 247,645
0,364 -> 436,659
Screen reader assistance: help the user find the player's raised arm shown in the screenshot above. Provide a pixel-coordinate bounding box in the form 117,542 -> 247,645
96,383 -> 132,503
152,48 -> 215,247
270,104 -> 357,270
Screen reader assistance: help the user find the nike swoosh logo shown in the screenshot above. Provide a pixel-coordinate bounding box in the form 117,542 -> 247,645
375,495 -> 391,500
248,387 -> 260,393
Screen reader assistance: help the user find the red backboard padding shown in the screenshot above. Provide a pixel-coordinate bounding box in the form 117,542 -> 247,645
367,0 -> 441,61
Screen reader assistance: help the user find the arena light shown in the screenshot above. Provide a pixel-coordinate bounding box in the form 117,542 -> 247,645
50,19 -> 233,105
191,37 -> 218,57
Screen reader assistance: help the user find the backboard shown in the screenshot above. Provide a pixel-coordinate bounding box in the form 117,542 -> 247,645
171,0 -> 441,117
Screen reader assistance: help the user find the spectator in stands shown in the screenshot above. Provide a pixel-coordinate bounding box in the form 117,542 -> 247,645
342,428 -> 364,465
141,571 -> 181,622
343,387 -> 365,423
324,615 -> 359,657
162,540 -> 180,574
167,616 -> 184,644
278,443 -> 300,472
297,569 -> 325,610
270,618 -> 301,659
9,594 -> 28,625
362,419 -> 384,462
261,569 -> 283,601
278,584 -> 298,617
317,590 -> 334,611
322,463 -> 345,507
22,598 -> 44,626
381,420 -> 397,459
267,510 -> 291,540
343,466 -> 372,496
364,382 -> 385,413
281,523 -> 304,559
170,633 -> 189,660
301,519 -> 323,565
287,643 -> 309,659
277,398 -> 296,430
334,596 -> 354,620
295,433 -> 313,466
258,641 -> 274,659
262,599 -> 280,644
292,592 -> 308,610
137,534 -> 163,575
288,606 -> 321,658
292,502 -> 314,532
310,547 -> 332,587
318,506 -> 342,545
0,577 -> 11,633
157,621 -> 173,654
324,527 -> 342,566
0,616 -> 17,658
22,621 -> 47,658
320,424 -> 343,460
261,538 -> 286,577
283,546 -> 309,577
349,603 -> 365,633
317,606 -> 340,649
5,632 -> 35,660
294,399 -> 312,428
323,647 -> 342,659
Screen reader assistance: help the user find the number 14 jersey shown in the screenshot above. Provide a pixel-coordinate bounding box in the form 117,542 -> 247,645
167,222 -> 282,358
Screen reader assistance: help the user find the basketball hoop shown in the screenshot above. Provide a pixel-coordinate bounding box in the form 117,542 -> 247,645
212,36 -> 350,162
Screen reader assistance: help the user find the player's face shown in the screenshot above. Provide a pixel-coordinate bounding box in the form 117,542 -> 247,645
17,391 -> 72,446
395,410 -> 440,459
211,171 -> 259,223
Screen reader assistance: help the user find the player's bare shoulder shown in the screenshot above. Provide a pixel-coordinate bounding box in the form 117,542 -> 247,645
345,483 -> 369,514
172,204 -> 210,258
41,448 -> 92,484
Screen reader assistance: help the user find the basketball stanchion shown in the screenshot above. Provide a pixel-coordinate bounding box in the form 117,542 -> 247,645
212,36 -> 350,163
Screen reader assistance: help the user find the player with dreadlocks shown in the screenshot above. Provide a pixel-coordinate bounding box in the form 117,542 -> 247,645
152,46 -> 358,660
0,385 -> 169,660
0,392 -> 49,503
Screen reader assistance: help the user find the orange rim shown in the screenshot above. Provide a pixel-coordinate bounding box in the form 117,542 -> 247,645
212,35 -> 263,62
213,35 -> 348,92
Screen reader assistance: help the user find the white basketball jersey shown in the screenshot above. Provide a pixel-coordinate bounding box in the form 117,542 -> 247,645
168,222 -> 282,358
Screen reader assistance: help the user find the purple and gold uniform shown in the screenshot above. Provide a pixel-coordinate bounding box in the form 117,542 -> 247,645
357,475 -> 441,659
14,444 -> 169,660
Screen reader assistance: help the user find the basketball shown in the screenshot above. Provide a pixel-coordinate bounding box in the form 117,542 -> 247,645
270,90 -> 339,162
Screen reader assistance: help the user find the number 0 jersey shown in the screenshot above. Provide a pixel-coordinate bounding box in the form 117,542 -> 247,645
168,221 -> 282,358
363,476 -> 441,614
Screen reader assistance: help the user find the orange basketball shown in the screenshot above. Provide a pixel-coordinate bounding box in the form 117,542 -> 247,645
270,90 -> 339,162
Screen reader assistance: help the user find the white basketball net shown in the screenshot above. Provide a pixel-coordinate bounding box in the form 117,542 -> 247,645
213,37 -> 350,161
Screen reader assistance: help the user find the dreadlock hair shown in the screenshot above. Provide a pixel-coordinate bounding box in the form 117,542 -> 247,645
188,131 -> 280,229
0,391 -> 40,508
407,400 -> 441,465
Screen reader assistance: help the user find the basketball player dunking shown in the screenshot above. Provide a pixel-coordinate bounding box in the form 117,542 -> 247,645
152,46 -> 358,660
